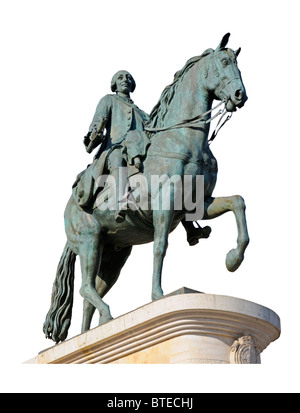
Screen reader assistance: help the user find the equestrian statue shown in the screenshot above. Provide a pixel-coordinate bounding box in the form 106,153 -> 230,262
43,33 -> 249,343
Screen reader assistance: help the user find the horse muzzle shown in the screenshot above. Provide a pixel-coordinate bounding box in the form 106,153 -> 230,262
225,88 -> 248,112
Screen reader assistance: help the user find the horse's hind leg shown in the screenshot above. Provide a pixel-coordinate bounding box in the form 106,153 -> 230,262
204,195 -> 249,271
81,246 -> 132,332
81,276 -> 108,332
79,235 -> 113,326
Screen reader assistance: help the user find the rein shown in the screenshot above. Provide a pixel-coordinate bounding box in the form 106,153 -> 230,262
145,100 -> 232,145
144,100 -> 225,133
208,110 -> 232,144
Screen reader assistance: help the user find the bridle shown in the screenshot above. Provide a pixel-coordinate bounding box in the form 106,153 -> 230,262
145,99 -> 233,145
207,106 -> 232,144
144,51 -> 242,143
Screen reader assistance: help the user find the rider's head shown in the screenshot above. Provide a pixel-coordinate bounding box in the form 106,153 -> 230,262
111,70 -> 136,94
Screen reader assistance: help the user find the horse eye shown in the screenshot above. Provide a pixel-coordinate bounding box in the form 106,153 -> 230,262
222,59 -> 229,67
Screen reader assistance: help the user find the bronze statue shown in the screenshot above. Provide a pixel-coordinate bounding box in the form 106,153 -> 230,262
72,70 -> 208,241
44,33 -> 249,343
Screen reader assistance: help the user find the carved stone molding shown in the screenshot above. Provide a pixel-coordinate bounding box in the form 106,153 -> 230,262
230,335 -> 261,364
25,290 -> 280,364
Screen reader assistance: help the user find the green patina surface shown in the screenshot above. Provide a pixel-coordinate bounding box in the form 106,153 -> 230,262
43,34 -> 249,343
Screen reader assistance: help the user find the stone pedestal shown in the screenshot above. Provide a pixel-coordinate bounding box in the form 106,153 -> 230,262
26,289 -> 280,364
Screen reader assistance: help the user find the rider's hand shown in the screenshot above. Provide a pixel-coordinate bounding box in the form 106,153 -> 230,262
83,132 -> 91,147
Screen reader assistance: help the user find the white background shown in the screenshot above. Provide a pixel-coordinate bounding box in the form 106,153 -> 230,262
0,0 -> 299,393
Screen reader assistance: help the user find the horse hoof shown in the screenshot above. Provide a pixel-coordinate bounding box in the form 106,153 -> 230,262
98,313 -> 113,326
152,288 -> 164,301
226,248 -> 243,272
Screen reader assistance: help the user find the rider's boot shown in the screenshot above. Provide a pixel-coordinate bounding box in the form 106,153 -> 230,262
115,190 -> 137,223
114,158 -> 143,223
181,220 -> 212,246
111,167 -> 136,223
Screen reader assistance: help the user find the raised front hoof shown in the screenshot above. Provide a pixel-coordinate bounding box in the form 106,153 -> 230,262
226,248 -> 244,272
152,287 -> 164,302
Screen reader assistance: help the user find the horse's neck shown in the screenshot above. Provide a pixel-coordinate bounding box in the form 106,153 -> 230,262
164,62 -> 212,128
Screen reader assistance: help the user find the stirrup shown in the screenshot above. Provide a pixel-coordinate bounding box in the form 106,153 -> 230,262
187,225 -> 211,246
115,210 -> 126,223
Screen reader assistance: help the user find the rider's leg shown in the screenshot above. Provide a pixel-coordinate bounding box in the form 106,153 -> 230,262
107,149 -> 129,222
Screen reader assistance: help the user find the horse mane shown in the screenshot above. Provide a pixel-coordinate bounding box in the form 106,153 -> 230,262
146,48 -> 214,129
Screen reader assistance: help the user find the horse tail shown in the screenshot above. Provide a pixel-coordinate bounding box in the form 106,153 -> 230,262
43,243 -> 77,343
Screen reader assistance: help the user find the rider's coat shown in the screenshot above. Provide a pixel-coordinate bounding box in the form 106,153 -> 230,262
90,94 -> 149,147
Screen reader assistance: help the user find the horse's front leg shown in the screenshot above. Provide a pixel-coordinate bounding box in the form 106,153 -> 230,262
152,209 -> 174,301
204,195 -> 250,272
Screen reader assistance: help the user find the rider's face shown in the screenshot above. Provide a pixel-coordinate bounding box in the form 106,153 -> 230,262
115,71 -> 133,94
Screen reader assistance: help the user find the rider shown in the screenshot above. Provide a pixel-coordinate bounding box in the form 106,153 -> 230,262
73,70 -> 210,244
74,70 -> 150,222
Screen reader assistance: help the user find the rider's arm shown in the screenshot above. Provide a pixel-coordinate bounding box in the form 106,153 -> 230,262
83,95 -> 112,150
88,95 -> 112,133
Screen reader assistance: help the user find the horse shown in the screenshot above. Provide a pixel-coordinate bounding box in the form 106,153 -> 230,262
43,33 -> 249,343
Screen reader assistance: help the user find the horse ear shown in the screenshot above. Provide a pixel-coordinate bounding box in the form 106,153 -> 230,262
216,33 -> 231,51
235,47 -> 241,57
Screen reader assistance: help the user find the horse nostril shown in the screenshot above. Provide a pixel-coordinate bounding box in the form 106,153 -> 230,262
235,89 -> 243,100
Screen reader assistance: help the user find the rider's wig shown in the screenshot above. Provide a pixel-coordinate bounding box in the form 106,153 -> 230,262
111,70 -> 136,93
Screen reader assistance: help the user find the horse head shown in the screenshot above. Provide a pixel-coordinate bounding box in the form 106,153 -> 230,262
205,33 -> 247,112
